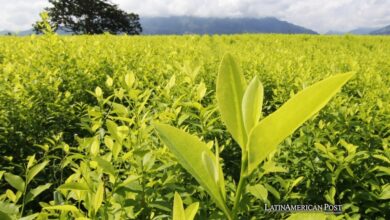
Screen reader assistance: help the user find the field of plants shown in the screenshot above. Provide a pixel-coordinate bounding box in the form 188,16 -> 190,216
0,33 -> 389,219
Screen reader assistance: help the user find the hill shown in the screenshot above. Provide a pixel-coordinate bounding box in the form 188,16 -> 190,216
348,27 -> 378,35
325,27 -> 379,35
140,16 -> 318,35
370,25 -> 390,35
0,27 -> 74,36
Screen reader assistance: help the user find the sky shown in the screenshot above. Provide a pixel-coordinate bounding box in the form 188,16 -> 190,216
0,0 -> 389,33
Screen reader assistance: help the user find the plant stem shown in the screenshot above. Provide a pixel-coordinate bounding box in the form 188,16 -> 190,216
232,153 -> 248,218
20,168 -> 29,217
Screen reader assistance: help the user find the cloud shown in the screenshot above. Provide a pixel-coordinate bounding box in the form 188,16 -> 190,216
0,0 -> 48,31
113,0 -> 390,32
0,0 -> 389,33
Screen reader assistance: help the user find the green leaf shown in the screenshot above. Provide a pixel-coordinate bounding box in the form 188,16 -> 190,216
314,143 -> 328,154
0,211 -> 12,220
247,72 -> 354,173
379,184 -> 390,200
92,182 -> 104,214
325,186 -> 336,204
165,75 -> 176,91
104,136 -> 114,150
202,152 -> 219,184
27,154 -> 36,169
4,173 -> 25,192
43,205 -> 83,217
143,152 -> 156,171
0,201 -> 19,217
290,176 -> 304,190
54,191 -> 65,205
247,184 -> 268,202
19,213 -> 39,220
5,190 -> 17,203
106,120 -> 119,141
173,192 -> 185,220
214,141 -> 226,200
340,139 -> 357,155
216,53 -> 247,148
197,82 -> 207,101
106,76 -> 113,87
27,160 -> 49,184
185,202 -> 199,220
57,182 -> 89,191
262,160 -> 287,175
94,157 -> 116,176
242,76 -> 263,134
112,102 -> 128,116
0,171 -> 5,180
25,183 -> 52,204
118,175 -> 140,188
43,205 -> 80,212
124,72 -> 135,88
95,87 -> 103,97
373,166 -> 390,176
373,154 -> 390,164
155,123 -> 230,217
112,142 -> 122,160
90,136 -> 100,157
264,184 -> 280,200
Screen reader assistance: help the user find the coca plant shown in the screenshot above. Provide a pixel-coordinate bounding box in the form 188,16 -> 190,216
155,54 -> 354,219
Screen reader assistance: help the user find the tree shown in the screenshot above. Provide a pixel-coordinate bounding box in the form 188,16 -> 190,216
33,0 -> 142,35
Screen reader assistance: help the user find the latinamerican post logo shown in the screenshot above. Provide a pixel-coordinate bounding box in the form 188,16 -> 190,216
264,204 -> 343,214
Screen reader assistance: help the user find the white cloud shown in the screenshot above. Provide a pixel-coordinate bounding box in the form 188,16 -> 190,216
0,0 -> 389,33
0,0 -> 49,31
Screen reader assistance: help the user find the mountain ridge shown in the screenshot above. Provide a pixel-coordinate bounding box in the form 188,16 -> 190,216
2,16 -> 389,35
1,16 -> 318,35
325,26 -> 389,35
140,16 -> 318,34
370,25 -> 390,35
349,27 -> 378,35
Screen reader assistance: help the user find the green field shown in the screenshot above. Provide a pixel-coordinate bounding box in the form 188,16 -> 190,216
0,34 -> 389,219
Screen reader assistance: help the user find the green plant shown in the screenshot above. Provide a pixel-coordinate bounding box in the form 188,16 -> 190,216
172,192 -> 199,220
1,34 -> 388,219
33,12 -> 56,35
155,54 -> 354,219
0,156 -> 50,219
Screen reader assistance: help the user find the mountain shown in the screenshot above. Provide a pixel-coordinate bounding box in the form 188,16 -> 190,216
1,17 -> 318,36
0,30 -> 13,35
348,27 -> 378,35
140,16 -> 318,35
18,29 -> 34,36
0,27 -> 72,36
0,29 -> 34,36
0,29 -> 35,36
325,27 -> 379,35
370,25 -> 390,35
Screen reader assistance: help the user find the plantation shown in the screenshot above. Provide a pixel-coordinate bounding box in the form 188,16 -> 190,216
0,34 -> 389,219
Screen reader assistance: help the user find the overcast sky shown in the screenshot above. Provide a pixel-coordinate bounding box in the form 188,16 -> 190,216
1,0 -> 389,33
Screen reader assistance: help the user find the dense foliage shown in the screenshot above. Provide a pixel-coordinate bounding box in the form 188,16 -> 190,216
0,33 -> 389,219
33,0 -> 142,35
